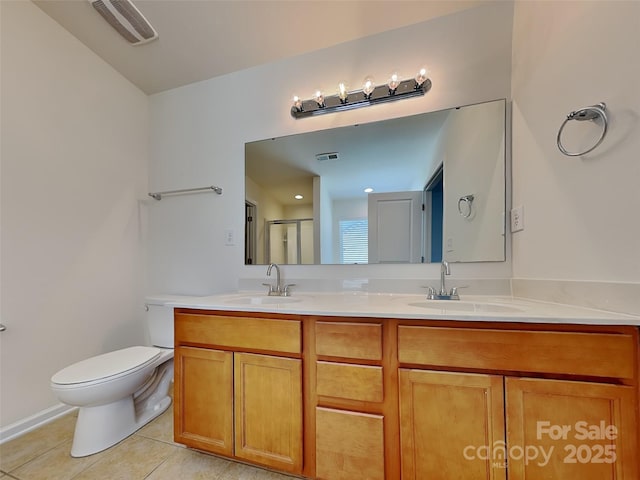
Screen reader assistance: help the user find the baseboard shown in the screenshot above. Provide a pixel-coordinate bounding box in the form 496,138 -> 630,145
0,403 -> 77,444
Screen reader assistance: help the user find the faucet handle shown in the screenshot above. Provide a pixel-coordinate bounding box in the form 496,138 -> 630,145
449,285 -> 468,299
450,285 -> 469,294
282,284 -> 296,296
262,282 -> 276,295
424,286 -> 436,299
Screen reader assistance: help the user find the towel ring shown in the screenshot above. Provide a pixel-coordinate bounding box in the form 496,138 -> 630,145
457,194 -> 474,218
557,102 -> 608,156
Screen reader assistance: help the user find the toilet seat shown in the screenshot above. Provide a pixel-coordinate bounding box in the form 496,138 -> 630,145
52,346 -> 162,387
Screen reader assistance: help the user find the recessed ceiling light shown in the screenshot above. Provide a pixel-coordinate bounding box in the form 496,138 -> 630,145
294,194 -> 304,200
364,187 -> 374,193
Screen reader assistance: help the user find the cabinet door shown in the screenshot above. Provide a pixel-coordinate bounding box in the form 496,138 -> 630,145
506,377 -> 638,480
368,190 -> 423,264
234,353 -> 303,474
316,407 -> 385,480
174,346 -> 233,455
399,369 -> 506,480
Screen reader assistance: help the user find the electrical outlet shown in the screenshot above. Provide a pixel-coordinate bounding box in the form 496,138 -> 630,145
511,205 -> 524,232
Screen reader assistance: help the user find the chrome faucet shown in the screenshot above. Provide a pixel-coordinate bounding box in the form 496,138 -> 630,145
426,261 -> 460,300
440,260 -> 450,295
267,262 -> 281,293
263,263 -> 295,296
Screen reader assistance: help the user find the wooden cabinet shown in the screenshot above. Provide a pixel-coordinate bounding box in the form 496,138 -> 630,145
234,352 -> 302,472
174,308 -> 639,480
398,370 -> 506,480
398,324 -> 639,480
174,346 -> 233,455
315,321 -> 382,360
313,319 -> 393,479
398,325 -> 636,379
316,362 -> 383,403
316,407 -> 385,480
174,311 -> 303,475
506,377 -> 637,480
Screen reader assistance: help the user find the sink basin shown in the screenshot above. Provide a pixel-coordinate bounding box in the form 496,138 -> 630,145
224,296 -> 304,306
408,300 -> 525,314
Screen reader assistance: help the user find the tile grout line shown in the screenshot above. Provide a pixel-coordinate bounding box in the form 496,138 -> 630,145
141,448 -> 183,480
3,440 -> 67,476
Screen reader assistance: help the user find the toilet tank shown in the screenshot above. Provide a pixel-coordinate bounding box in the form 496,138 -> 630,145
145,301 -> 174,348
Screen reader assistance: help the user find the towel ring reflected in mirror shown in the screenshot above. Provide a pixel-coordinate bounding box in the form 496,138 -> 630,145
557,102 -> 608,156
457,194 -> 474,218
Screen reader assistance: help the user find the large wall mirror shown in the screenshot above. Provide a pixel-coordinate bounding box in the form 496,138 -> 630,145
245,98 -> 506,265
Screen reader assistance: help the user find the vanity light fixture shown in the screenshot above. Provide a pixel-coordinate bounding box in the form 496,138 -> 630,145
362,77 -> 376,99
388,72 -> 401,93
415,68 -> 429,87
338,82 -> 348,103
291,67 -> 431,119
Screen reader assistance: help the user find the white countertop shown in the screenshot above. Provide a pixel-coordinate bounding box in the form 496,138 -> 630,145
163,292 -> 640,326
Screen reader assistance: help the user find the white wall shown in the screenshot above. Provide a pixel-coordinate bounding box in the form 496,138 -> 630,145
0,1 -> 149,428
148,2 -> 514,295
511,1 -> 640,283
317,176 -> 333,265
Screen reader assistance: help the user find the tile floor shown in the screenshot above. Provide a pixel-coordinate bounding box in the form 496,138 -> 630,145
0,403 -> 299,480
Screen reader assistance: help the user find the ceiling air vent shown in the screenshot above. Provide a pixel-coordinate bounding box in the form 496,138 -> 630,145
315,152 -> 340,162
88,0 -> 158,45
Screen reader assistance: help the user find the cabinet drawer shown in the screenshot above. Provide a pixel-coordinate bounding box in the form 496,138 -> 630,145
175,313 -> 301,354
316,362 -> 383,403
398,325 -> 636,379
316,322 -> 382,360
316,407 -> 385,480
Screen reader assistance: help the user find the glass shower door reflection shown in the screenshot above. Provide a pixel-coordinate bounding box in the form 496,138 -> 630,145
266,218 -> 314,265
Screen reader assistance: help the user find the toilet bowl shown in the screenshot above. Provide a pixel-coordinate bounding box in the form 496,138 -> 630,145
50,300 -> 174,457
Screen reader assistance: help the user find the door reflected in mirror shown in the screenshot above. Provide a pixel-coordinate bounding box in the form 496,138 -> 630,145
245,99 -> 506,265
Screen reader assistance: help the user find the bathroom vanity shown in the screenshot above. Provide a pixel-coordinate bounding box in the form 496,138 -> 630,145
173,311 -> 303,472
170,293 -> 640,480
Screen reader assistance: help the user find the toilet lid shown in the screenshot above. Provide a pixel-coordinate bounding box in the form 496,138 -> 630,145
52,346 -> 162,385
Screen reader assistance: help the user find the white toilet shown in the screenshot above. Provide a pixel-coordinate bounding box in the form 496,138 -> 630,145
51,300 -> 174,457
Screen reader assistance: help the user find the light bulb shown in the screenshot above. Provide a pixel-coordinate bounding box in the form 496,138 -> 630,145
388,72 -> 400,93
363,76 -> 375,98
415,68 -> 429,87
292,95 -> 303,112
338,82 -> 348,103
364,187 -> 374,193
314,90 -> 325,108
294,194 -> 304,200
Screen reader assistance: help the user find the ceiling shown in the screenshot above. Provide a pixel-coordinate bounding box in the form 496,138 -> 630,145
34,0 -> 489,95
246,108 -> 451,206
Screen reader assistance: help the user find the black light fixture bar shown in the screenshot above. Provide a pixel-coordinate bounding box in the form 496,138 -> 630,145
291,77 -> 432,119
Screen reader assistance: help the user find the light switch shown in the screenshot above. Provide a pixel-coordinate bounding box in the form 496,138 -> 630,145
224,229 -> 235,246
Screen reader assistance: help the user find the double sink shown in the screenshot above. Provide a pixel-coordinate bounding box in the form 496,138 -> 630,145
222,293 -> 525,314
